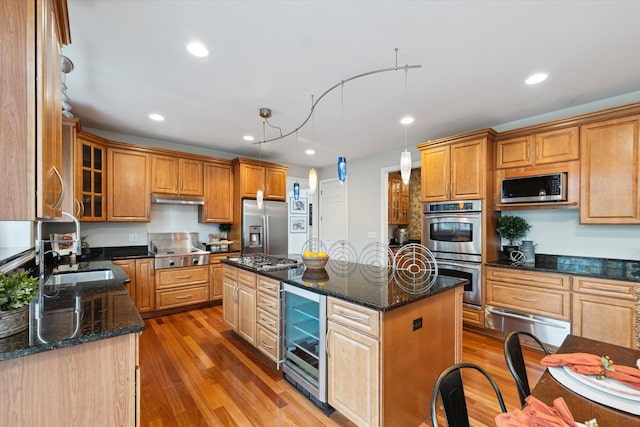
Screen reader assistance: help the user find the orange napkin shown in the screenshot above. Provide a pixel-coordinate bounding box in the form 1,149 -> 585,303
495,395 -> 575,427
541,352 -> 640,390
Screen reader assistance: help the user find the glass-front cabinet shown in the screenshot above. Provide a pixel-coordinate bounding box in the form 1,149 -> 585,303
75,132 -> 107,221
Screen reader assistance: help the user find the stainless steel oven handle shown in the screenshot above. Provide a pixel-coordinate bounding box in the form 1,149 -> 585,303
437,260 -> 481,270
486,306 -> 565,328
425,213 -> 482,220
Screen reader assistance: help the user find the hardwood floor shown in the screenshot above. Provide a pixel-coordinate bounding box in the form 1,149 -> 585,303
139,305 -> 546,426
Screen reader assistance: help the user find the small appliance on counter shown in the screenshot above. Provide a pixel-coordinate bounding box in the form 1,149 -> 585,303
393,227 -> 409,245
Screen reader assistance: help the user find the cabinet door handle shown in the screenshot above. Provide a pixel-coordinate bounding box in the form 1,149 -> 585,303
75,199 -> 82,218
326,326 -> 332,358
175,294 -> 192,300
51,166 -> 65,211
175,275 -> 192,279
512,296 -> 537,302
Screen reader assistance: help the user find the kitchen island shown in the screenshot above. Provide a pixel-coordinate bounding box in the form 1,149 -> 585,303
0,260 -> 144,427
221,258 -> 466,427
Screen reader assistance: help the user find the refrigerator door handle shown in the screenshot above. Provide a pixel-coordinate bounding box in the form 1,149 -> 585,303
263,214 -> 268,254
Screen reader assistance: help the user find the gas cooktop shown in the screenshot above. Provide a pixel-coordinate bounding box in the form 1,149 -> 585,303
228,253 -> 299,271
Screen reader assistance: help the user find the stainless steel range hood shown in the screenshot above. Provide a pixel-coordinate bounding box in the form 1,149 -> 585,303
151,193 -> 205,205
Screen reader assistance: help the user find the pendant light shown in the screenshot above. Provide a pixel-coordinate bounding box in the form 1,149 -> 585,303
256,121 -> 265,209
308,95 -> 318,194
400,63 -> 412,185
337,82 -> 347,184
293,130 -> 300,201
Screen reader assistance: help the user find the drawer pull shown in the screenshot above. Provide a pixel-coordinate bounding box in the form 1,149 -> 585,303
261,319 -> 276,326
512,296 -> 537,302
175,275 -> 192,279
261,301 -> 276,308
336,309 -> 368,322
175,294 -> 192,299
582,284 -> 617,292
260,340 -> 274,349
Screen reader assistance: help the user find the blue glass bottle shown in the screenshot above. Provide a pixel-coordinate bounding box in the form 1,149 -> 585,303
337,156 -> 347,184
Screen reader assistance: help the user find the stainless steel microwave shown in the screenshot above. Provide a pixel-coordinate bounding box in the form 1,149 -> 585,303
501,173 -> 567,203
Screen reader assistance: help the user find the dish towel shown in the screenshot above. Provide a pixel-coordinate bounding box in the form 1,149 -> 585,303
495,395 -> 575,427
541,353 -> 640,390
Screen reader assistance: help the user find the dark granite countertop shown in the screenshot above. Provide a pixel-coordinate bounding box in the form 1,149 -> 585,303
486,254 -> 640,283
221,259 -> 467,312
0,260 -> 144,362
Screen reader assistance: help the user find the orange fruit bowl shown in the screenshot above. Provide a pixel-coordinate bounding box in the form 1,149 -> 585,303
301,255 -> 329,270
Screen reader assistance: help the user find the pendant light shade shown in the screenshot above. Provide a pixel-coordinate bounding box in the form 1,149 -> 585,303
309,168 -> 318,194
256,188 -> 264,209
293,182 -> 300,200
338,156 -> 347,184
400,150 -> 412,185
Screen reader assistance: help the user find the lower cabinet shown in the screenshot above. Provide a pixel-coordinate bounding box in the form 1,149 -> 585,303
155,265 -> 209,311
0,333 -> 140,427
256,275 -> 281,363
572,276 -> 639,348
222,265 -> 257,345
112,257 -> 155,315
210,252 -> 239,302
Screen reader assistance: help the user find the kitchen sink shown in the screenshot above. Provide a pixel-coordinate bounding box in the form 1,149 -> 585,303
47,269 -> 115,285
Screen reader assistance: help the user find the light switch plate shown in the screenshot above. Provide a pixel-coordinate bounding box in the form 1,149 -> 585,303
367,231 -> 376,239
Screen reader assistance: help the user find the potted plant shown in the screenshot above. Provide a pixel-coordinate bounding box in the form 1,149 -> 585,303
0,270 -> 39,338
496,215 -> 531,258
218,223 -> 231,240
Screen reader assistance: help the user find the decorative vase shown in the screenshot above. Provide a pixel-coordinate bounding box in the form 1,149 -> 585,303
0,305 -> 30,339
501,245 -> 519,261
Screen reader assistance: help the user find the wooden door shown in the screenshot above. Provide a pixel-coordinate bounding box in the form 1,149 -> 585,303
421,145 -> 450,202
450,138 -> 484,200
572,293 -> 637,348
237,285 -> 256,345
327,320 -> 380,427
108,147 -> 150,221
496,136 -> 532,169
239,163 -> 264,199
535,127 -> 579,165
580,115 -> 640,224
151,154 -> 179,194
210,264 -> 223,301
112,259 -> 137,306
135,258 -> 155,314
222,282 -> 237,330
76,132 -> 107,221
200,162 -> 233,223
178,158 -> 203,195
265,166 -> 287,200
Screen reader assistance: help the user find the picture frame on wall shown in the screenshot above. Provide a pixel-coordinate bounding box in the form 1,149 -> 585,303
290,216 -> 307,233
290,197 -> 307,214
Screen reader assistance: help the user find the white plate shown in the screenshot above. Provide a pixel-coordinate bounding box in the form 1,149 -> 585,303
562,366 -> 640,401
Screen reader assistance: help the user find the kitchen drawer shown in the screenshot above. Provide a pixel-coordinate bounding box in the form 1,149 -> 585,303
486,267 -> 570,290
156,284 -> 209,310
486,280 -> 570,319
156,265 -> 208,289
256,324 -> 278,362
327,297 -> 380,338
257,291 -> 278,316
223,264 -> 236,279
257,307 -> 278,334
258,276 -> 280,297
237,269 -> 257,289
210,252 -> 240,265
572,276 -> 638,300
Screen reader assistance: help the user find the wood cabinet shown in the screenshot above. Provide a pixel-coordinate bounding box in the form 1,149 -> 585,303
0,333 -> 139,426
222,265 -> 257,345
256,276 -> 281,363
496,127 -> 579,169
75,131 -> 107,221
155,265 -> 209,311
388,172 -> 409,225
486,267 -> 571,320
233,158 -> 288,201
0,0 -> 70,220
199,161 -> 234,223
209,252 -> 239,302
418,130 -> 495,202
580,115 -> 640,224
572,276 -> 639,348
107,147 -> 150,221
112,257 -> 155,315
151,154 -> 203,196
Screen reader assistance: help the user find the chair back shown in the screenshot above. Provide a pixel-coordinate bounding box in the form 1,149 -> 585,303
503,330 -> 551,406
430,363 -> 506,427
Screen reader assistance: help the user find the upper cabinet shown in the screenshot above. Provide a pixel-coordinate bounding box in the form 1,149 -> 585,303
0,0 -> 70,220
151,154 -> 203,196
199,161 -> 234,223
76,130 -> 107,221
418,130 -> 495,202
496,127 -> 579,169
580,115 -> 640,224
233,158 -> 288,201
107,147 -> 150,222
388,172 -> 409,225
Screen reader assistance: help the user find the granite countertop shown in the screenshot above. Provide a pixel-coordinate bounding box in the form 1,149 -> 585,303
486,254 -> 640,283
0,260 -> 144,362
221,259 -> 467,312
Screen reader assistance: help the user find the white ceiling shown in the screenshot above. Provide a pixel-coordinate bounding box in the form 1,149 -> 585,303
62,0 -> 640,169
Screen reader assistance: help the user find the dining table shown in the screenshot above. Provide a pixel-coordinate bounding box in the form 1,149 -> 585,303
531,334 -> 640,426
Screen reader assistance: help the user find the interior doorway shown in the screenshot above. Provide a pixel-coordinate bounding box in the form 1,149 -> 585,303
319,178 -> 347,251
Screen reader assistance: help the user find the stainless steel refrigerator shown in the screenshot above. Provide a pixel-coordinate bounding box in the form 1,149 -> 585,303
241,199 -> 288,256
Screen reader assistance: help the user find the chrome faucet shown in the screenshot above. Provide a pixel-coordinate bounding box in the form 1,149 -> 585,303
35,211 -> 82,280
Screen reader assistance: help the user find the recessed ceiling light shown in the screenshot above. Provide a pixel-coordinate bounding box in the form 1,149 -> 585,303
186,41 -> 209,58
305,149 -> 315,155
400,116 -> 415,125
149,113 -> 165,122
243,135 -> 255,142
525,73 -> 548,85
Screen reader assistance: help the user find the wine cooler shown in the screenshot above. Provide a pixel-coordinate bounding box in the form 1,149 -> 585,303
281,283 -> 329,410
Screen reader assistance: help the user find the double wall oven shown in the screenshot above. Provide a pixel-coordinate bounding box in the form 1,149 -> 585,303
423,200 -> 483,310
